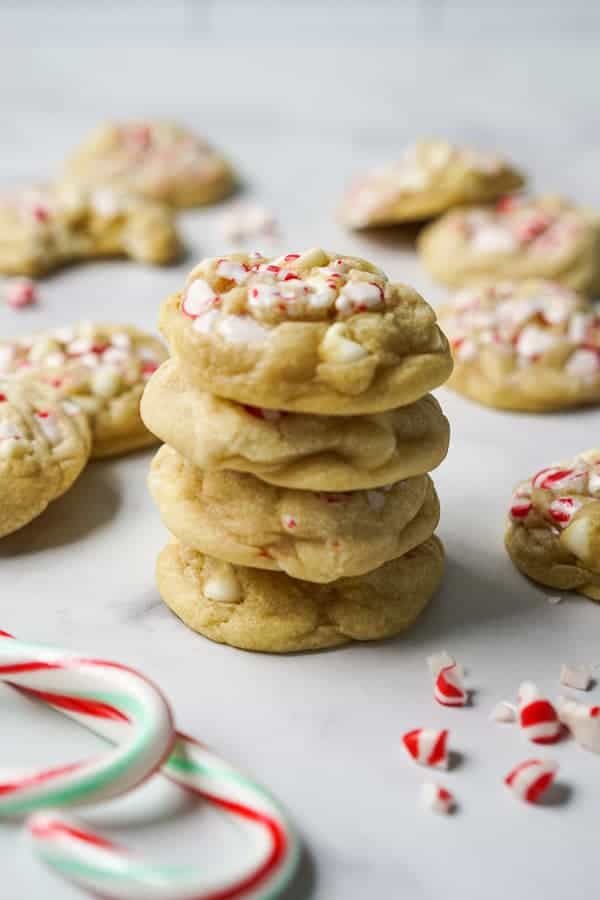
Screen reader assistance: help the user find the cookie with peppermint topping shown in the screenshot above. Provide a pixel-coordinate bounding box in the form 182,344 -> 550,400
339,138 -> 524,228
0,183 -> 180,277
0,378 -> 91,538
506,449 -> 600,601
438,280 -> 600,411
418,195 -> 600,296
149,444 -> 440,583
156,535 -> 444,652
60,120 -> 235,208
159,249 -> 452,414
141,359 -> 450,491
0,323 -> 167,457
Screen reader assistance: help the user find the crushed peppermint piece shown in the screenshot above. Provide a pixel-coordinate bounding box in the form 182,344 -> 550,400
518,682 -> 562,744
421,782 -> 455,815
504,759 -> 558,803
402,729 -> 449,769
557,697 -> 600,754
559,664 -> 592,691
490,701 -> 517,724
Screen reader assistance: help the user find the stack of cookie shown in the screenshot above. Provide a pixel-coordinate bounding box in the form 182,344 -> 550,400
141,248 -> 453,652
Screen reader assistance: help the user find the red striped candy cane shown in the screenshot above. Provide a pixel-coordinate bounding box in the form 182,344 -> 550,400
0,632 -> 299,900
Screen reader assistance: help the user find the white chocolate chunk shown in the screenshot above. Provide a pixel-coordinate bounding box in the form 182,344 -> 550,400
192,309 -> 220,336
560,516 -> 591,561
91,367 -> 122,398
217,315 -> 270,345
35,412 -> 61,445
204,564 -> 241,603
183,278 -> 217,316
216,259 -> 249,284
565,349 -> 600,378
320,323 -> 368,363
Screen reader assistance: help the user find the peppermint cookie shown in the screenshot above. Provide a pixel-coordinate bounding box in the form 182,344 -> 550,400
0,184 -> 180,276
0,378 -> 91,537
156,536 -> 444,652
339,139 -> 524,228
506,449 -> 600,601
141,359 -> 450,490
438,281 -> 600,411
61,121 -> 235,208
149,444 -> 440,583
159,249 -> 452,414
0,323 -> 167,457
418,195 -> 600,296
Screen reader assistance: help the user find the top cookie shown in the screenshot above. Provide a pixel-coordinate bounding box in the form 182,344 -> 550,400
61,121 -> 235,209
0,183 -> 180,276
159,249 -> 452,414
338,139 -> 524,228
438,280 -> 600,412
0,378 -> 91,537
418,194 -> 600,296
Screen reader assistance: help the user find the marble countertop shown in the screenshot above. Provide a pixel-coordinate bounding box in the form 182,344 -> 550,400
1,6 -> 600,898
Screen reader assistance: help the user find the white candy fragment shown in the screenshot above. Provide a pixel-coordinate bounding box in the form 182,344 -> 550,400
421,782 -> 455,815
546,595 -> 562,606
559,664 -> 592,691
557,697 -> 600,754
217,315 -> 270,345
490,701 -> 517,724
427,651 -> 456,678
183,279 -> 217,317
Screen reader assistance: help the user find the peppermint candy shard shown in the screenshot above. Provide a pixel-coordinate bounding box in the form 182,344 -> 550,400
402,728 -> 449,769
559,664 -> 592,692
490,701 -> 517,724
504,759 -> 558,803
518,682 -> 562,744
434,663 -> 467,707
427,650 -> 456,677
421,782 -> 455,815
557,697 -> 600,754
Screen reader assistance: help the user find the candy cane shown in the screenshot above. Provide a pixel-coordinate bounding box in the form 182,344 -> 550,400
0,632 -> 299,900
0,632 -> 174,815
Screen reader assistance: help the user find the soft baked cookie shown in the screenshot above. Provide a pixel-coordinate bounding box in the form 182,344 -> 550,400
418,195 -> 600,296
339,139 -> 524,228
156,535 -> 444,652
149,444 -> 440,583
506,449 -> 600,601
0,378 -> 91,537
0,323 -> 167,458
438,280 -> 600,412
61,120 -> 235,208
0,184 -> 180,276
159,249 -> 452,414
141,359 -> 450,490
421,194 -> 600,294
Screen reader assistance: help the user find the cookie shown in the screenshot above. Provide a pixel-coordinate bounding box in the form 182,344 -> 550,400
61,120 -> 235,208
0,323 -> 167,458
0,378 -> 91,537
0,184 -> 180,276
149,444 -> 440,583
339,139 -> 524,228
438,281 -> 600,412
418,195 -> 600,296
159,249 -> 452,414
505,449 -> 600,601
156,535 -> 444,652
141,359 -> 449,490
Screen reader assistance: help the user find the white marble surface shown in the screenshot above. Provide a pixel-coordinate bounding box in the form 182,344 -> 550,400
1,5 -> 600,899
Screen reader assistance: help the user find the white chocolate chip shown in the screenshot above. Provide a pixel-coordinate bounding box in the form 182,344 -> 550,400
470,224 -> 518,254
91,366 -> 122,398
320,323 -> 368,363
516,324 -> 561,358
44,351 -> 66,368
216,259 -> 249,284
560,515 -> 591,560
35,412 -> 61,445
0,420 -> 22,440
335,281 -> 383,317
111,332 -> 132,350
192,309 -> 220,335
217,314 -> 270,345
204,564 -> 241,603
565,349 -> 600,379
183,279 -> 217,317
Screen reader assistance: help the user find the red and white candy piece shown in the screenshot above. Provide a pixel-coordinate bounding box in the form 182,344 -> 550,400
428,652 -> 467,707
518,681 -> 562,744
402,729 -> 449,769
557,696 -> 600,754
5,278 -> 37,309
421,782 -> 455,815
504,759 -> 559,804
